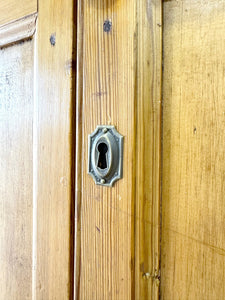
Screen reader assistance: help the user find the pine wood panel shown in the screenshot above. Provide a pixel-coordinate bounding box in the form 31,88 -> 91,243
34,0 -> 75,298
0,1 -> 75,299
135,1 -> 162,299
75,1 -> 162,299
0,39 -> 34,300
161,0 -> 225,299
0,0 -> 37,26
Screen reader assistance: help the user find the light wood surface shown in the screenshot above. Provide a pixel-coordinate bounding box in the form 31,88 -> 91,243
161,0 -> 225,299
0,0 -> 76,300
75,0 -> 162,299
0,39 -> 34,300
135,1 -> 162,299
0,0 -> 75,297
0,0 -> 37,26
0,13 -> 37,47
35,0 -> 75,298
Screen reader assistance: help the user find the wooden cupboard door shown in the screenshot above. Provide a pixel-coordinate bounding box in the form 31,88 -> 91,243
0,0 -> 74,299
161,0 -> 225,299
1,0 -> 163,299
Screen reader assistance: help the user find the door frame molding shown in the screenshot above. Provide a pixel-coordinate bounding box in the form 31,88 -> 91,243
0,13 -> 37,48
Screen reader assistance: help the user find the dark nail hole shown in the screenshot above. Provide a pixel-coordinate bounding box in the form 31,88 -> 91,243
103,20 -> 112,33
50,34 -> 56,46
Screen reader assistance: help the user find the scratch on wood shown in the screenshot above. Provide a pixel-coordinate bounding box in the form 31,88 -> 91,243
92,91 -> 107,97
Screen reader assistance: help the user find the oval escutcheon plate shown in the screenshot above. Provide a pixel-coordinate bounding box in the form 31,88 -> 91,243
88,125 -> 123,187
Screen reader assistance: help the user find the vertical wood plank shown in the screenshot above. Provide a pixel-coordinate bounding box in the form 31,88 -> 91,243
75,0 -> 162,299
161,0 -> 225,299
135,1 -> 162,299
35,0 -> 75,298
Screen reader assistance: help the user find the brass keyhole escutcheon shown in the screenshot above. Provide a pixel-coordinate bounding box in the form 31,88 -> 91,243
88,125 -> 123,187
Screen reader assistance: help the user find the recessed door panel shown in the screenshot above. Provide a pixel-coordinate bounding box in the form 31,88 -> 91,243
161,0 -> 225,298
0,39 -> 34,300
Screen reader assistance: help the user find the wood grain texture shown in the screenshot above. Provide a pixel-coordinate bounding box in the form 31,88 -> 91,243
0,39 -> 34,300
34,0 -> 75,298
0,13 -> 37,47
135,1 -> 162,299
75,0 -> 162,299
161,0 -> 225,299
0,0 -> 37,26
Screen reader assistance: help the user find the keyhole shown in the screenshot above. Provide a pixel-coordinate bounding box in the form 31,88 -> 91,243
97,142 -> 108,169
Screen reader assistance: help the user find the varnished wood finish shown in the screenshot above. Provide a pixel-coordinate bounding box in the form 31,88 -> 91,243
135,1 -> 162,299
161,0 -> 225,299
0,13 -> 37,47
0,0 -> 37,26
35,0 -> 75,298
0,1 -> 75,297
0,0 -> 75,297
75,0 -> 162,299
0,39 -> 34,300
